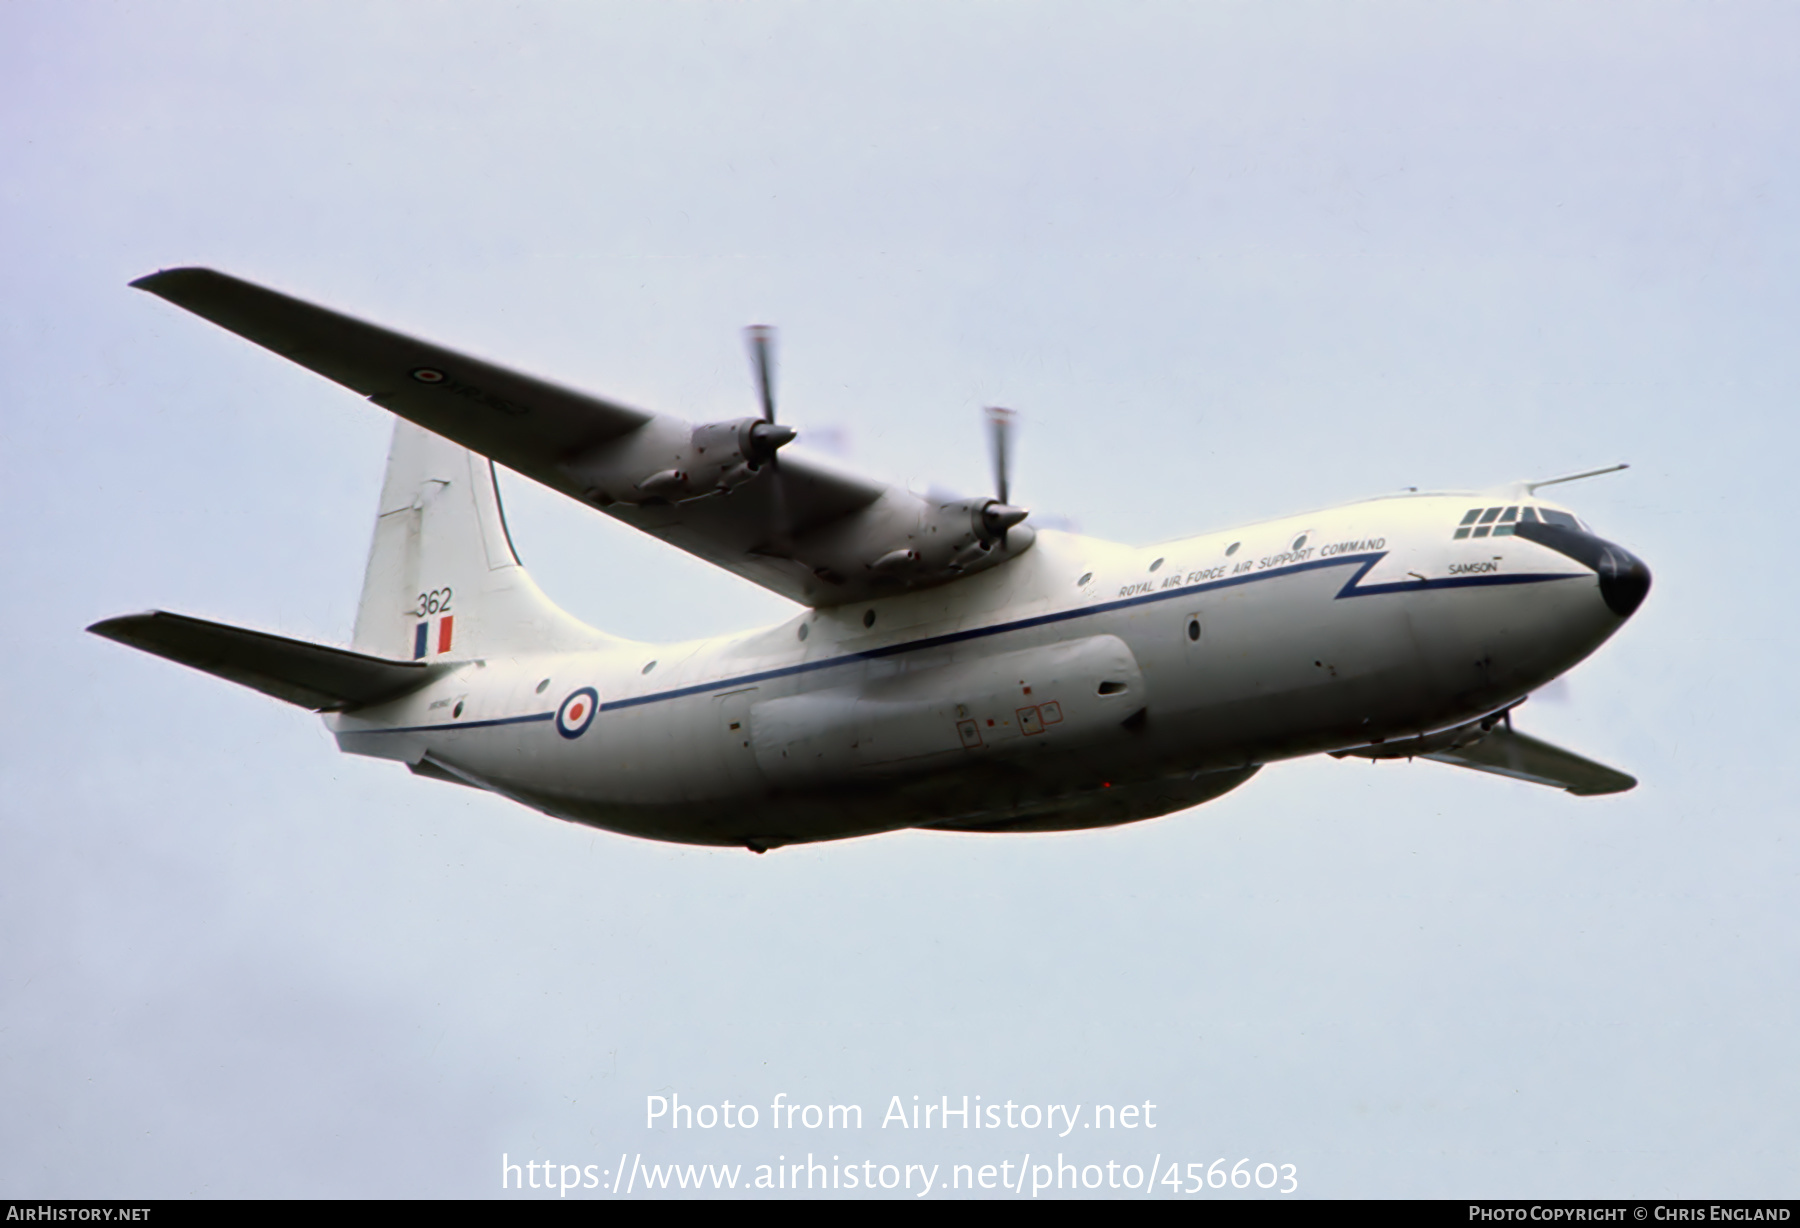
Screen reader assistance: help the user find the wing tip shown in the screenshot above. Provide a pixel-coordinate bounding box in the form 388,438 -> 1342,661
87,610 -> 161,640
1567,774 -> 1639,796
129,267 -> 221,296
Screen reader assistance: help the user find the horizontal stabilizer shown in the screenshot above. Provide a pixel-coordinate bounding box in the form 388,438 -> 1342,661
88,610 -> 452,712
1423,726 -> 1637,796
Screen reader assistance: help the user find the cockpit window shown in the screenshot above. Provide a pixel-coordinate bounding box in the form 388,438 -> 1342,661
1455,503 -> 1554,541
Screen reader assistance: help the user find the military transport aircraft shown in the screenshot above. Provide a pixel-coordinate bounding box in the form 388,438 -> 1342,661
91,269 -> 1652,852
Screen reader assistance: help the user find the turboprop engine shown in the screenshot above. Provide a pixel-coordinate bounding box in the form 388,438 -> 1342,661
633,416 -> 797,500
558,414 -> 795,506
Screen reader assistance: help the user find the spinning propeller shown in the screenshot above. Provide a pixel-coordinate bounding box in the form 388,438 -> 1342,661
744,325 -> 797,551
981,406 -> 1030,547
742,325 -> 796,464
739,329 -> 1028,573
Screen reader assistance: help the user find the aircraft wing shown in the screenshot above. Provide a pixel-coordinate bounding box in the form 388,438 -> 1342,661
133,268 -> 1029,607
1423,726 -> 1637,796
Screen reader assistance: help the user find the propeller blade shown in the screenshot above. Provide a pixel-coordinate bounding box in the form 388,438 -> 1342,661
986,406 -> 1016,506
742,326 -> 795,553
979,407 -> 1028,550
745,325 -> 777,423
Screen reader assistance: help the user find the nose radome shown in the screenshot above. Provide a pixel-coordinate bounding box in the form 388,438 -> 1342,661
1511,519 -> 1652,620
1597,544 -> 1651,618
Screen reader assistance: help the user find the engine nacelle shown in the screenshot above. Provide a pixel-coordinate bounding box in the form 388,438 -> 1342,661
563,417 -> 795,506
684,417 -> 795,495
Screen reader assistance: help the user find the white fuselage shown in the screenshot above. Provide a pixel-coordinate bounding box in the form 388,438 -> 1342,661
327,490 -> 1636,848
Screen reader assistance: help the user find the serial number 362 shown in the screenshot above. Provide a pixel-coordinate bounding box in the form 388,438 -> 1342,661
415,587 -> 453,616
1185,1159 -> 1297,1194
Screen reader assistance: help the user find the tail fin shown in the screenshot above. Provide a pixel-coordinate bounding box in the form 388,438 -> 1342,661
352,421 -> 608,660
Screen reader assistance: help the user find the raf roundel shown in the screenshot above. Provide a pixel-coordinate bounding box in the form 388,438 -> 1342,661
555,687 -> 599,740
410,366 -> 448,384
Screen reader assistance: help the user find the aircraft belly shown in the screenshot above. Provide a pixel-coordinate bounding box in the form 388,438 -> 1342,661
925,766 -> 1261,834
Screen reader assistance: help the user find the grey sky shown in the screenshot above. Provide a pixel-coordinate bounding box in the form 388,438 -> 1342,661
2,2 -> 1795,1197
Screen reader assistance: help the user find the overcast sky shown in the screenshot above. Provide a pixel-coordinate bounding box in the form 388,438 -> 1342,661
3,1 -> 1796,1198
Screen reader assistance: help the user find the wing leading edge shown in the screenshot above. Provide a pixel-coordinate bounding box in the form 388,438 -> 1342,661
1336,719 -> 1637,795
1422,726 -> 1637,796
133,268 -> 1032,607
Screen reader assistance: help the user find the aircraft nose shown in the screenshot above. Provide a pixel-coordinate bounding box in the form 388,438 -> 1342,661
1512,519 -> 1651,620
1596,543 -> 1651,618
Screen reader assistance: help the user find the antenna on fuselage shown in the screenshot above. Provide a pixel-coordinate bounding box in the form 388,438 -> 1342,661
1525,463 -> 1629,494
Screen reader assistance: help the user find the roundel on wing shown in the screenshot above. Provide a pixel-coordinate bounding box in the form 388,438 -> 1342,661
556,687 -> 599,739
410,366 -> 448,384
